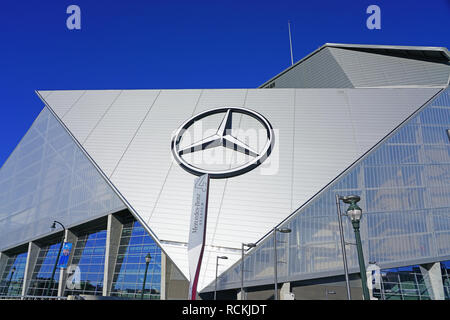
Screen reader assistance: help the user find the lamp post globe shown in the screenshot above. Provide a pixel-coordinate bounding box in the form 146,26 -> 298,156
343,195 -> 363,222
215,256 -> 228,300
277,227 -> 292,233
274,227 -> 291,300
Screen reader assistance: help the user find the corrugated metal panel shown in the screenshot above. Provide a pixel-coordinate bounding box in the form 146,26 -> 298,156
330,47 -> 450,87
60,90 -> 122,144
110,89 -> 203,242
291,89 -> 358,208
37,90 -> 86,119
260,43 -> 450,89
37,88 -> 439,291
265,48 -> 353,88
83,90 -> 161,177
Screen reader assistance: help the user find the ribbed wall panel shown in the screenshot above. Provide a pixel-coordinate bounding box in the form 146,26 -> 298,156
330,47 -> 450,87
60,90 -> 122,144
212,87 -> 450,292
38,90 -> 86,119
83,90 -> 161,177
35,88 -> 440,290
265,48 -> 353,88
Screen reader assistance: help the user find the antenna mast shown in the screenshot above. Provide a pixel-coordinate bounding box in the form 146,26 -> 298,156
288,20 -> 294,66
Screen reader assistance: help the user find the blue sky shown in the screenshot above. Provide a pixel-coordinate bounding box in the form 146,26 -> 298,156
0,0 -> 449,167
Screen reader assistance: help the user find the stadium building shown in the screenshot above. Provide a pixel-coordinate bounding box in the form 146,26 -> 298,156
0,43 -> 449,300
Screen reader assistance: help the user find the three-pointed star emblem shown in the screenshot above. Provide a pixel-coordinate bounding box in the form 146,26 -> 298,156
178,109 -> 259,157
171,106 -> 274,178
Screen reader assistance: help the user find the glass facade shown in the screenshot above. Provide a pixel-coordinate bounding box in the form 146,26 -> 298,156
110,220 -> 162,299
0,107 -> 125,253
441,260 -> 450,299
217,87 -> 450,291
369,259 -> 450,300
64,229 -> 107,296
0,252 -> 27,296
28,242 -> 63,296
377,265 -> 431,300
0,215 -> 167,299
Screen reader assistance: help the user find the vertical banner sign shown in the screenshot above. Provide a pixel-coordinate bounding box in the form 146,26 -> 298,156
58,242 -> 72,268
188,174 -> 210,300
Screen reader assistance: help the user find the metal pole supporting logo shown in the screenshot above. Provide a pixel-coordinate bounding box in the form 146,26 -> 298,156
172,107 -> 274,299
187,174 -> 210,300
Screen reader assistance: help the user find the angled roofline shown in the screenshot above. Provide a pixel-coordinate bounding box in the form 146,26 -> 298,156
258,43 -> 450,88
34,90 -> 190,284
201,86 -> 447,293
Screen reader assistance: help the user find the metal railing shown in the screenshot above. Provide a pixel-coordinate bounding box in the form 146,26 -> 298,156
0,295 -> 67,300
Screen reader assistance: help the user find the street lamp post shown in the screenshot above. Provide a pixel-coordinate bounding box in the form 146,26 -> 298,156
46,220 -> 66,297
336,194 -> 352,300
214,256 -> 228,300
240,243 -> 256,300
273,227 -> 291,300
343,195 -> 370,301
141,253 -> 152,300
5,266 -> 16,295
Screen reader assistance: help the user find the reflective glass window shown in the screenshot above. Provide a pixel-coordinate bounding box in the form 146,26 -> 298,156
0,252 -> 27,296
28,242 -> 62,296
110,221 -> 161,300
65,229 -> 107,296
216,87 -> 450,291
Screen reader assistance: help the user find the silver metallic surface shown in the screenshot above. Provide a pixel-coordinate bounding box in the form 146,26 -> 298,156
260,44 -> 450,89
0,108 -> 126,252
28,87 -> 440,291
171,107 -> 274,178
210,87 -> 450,292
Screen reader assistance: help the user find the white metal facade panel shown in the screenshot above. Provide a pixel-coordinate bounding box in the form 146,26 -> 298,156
38,90 -> 86,119
60,90 -> 122,144
214,89 -> 295,248
82,90 -> 161,178
346,88 -> 441,155
291,89 -> 359,210
330,47 -> 450,87
39,88 -> 439,290
110,90 -> 202,239
267,48 -> 353,88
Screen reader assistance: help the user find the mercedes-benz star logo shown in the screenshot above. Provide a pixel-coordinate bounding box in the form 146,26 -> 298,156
171,107 -> 274,178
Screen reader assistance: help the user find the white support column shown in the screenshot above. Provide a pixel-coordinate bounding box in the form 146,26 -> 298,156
280,282 -> 294,300
57,230 -> 69,297
22,242 -> 40,297
160,252 -> 166,300
0,252 -> 8,280
103,214 -> 123,296
58,229 -> 77,297
420,262 -> 445,300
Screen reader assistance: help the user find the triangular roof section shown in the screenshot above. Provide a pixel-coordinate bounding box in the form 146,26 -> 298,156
204,86 -> 450,293
37,87 -> 441,290
260,43 -> 450,89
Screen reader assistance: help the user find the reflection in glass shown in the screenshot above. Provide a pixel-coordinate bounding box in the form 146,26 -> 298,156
110,221 -> 161,300
28,243 -> 62,296
217,87 -> 450,291
65,229 -> 107,296
0,252 -> 27,296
